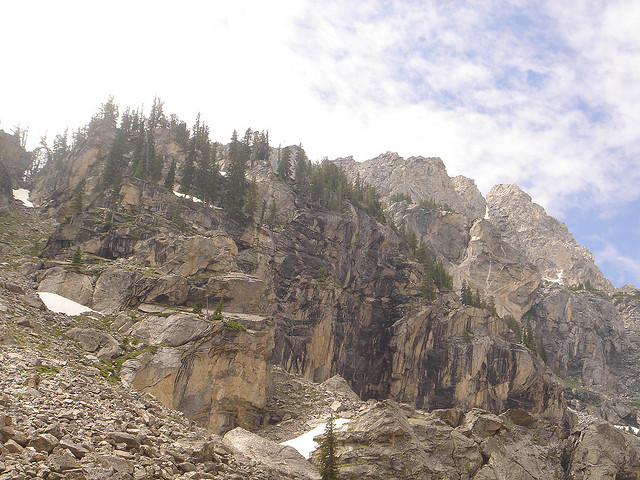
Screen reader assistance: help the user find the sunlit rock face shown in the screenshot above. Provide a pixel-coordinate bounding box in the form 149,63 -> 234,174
333,153 -> 486,222
486,184 -> 613,292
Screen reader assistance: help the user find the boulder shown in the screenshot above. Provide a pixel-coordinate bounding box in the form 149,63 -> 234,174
322,375 -> 360,402
38,267 -> 94,307
66,328 -> 123,360
223,427 -> 320,480
92,268 -> 140,314
121,313 -> 275,434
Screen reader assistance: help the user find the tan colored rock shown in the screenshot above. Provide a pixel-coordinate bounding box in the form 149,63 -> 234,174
121,314 -> 275,434
458,219 -> 541,318
135,233 -> 238,277
92,268 -> 140,314
38,267 -> 94,307
66,328 -> 122,360
203,272 -> 266,313
390,304 -> 566,422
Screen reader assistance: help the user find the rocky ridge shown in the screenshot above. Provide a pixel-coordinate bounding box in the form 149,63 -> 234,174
2,105 -> 640,477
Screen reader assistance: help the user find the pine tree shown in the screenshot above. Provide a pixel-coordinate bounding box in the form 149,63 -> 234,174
244,178 -> 258,221
71,247 -> 82,272
164,160 -> 176,190
295,146 -> 310,198
212,299 -> 224,321
224,130 -> 248,217
319,414 -> 340,480
278,146 -> 291,179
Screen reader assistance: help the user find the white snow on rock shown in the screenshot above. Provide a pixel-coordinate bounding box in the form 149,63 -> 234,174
37,292 -> 94,316
616,424 -> 640,435
543,269 -> 564,284
12,189 -> 34,207
173,190 -> 203,203
280,418 -> 350,459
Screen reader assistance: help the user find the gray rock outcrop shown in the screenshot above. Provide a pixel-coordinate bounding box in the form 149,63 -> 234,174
223,427 -> 320,479
121,313 -> 275,433
486,184 -> 613,292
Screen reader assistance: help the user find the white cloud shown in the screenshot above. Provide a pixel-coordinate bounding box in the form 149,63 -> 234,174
2,0 -> 640,222
595,242 -> 640,287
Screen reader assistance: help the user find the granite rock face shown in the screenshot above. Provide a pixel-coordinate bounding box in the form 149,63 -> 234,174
390,301 -> 566,421
121,313 -> 275,434
334,152 -> 485,221
523,284 -> 627,389
0,129 -> 32,188
486,184 -> 613,292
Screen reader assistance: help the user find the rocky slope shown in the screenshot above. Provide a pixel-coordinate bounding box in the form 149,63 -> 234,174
4,103 -> 640,477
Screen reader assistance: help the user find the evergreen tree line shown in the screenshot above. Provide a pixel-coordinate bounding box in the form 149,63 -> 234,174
53,98 -> 385,225
278,153 -> 385,222
419,197 -> 454,213
460,281 -> 497,315
397,228 -> 454,301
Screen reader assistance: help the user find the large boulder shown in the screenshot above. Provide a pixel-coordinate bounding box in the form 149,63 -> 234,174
121,313 -> 275,433
37,267 -> 94,307
92,268 -> 140,313
223,427 -> 320,480
66,328 -> 122,360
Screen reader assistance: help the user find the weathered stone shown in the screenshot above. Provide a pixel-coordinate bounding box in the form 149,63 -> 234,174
223,427 -> 320,480
487,184 -> 613,292
321,375 -> 360,402
59,438 -> 89,458
109,432 -> 140,450
66,328 -> 123,360
29,433 -> 59,453
37,266 -> 94,307
47,450 -> 80,471
92,268 -> 140,314
122,314 -> 275,434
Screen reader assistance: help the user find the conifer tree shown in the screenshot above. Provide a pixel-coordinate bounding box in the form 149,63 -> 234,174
224,130 -> 248,217
278,146 -> 291,179
244,178 -> 258,221
71,247 -> 82,272
295,146 -> 310,198
319,414 -> 340,480
164,160 -> 176,190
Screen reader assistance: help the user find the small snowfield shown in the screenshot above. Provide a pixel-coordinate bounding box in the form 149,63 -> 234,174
280,418 -> 350,459
12,189 -> 34,208
37,292 -> 94,316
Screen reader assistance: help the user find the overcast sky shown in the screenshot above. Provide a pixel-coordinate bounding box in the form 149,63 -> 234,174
2,1 -> 640,287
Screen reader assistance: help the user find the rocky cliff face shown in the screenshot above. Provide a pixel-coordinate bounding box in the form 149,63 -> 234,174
390,300 -> 566,420
0,129 -> 31,188
15,103 -> 640,476
334,152 -> 486,221
0,158 -> 12,211
486,184 -> 613,292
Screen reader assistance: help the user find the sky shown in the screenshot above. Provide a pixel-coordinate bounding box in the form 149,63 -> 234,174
1,0 -> 640,287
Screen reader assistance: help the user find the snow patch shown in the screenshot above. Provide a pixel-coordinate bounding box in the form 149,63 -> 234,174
12,189 -> 33,207
484,205 -> 490,220
616,424 -> 640,435
37,292 -> 94,316
280,418 -> 350,459
173,190 -> 203,203
543,269 -> 564,284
